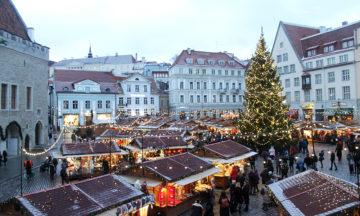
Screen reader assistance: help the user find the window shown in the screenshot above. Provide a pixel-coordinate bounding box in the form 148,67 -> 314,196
144,109 -> 148,115
328,88 -> 336,100
85,100 -> 91,109
26,87 -> 31,109
144,97 -> 148,104
195,69 -> 199,75
97,100 -> 102,109
180,82 -> 184,89
219,60 -> 225,66
11,85 -> 17,109
238,70 -> 242,76
342,41 -> 348,49
328,72 -> 335,83
219,83 -> 223,89
151,97 -> 154,104
277,67 -> 282,74
231,70 -> 235,76
218,70 -> 222,75
315,74 -> 322,84
342,69 -> 350,81
180,95 -> 184,103
119,97 -> 123,105
204,95 -> 207,103
212,69 -> 215,75
280,42 -> 284,48
285,79 -> 290,88
189,68 -> 193,74
106,100 -> 111,108
307,50 -> 312,57
277,55 -> 282,63
239,95 -> 243,102
339,55 -> 348,63
190,95 -> 194,103
233,95 -> 236,102
343,86 -> 350,99
197,82 -> 200,90
202,69 -> 206,75
285,92 -> 291,103
329,45 -> 334,52
305,62 -> 313,69
144,85 -> 147,92
283,53 -> 288,61
135,98 -> 139,105
226,83 -> 229,90
135,85 -> 139,92
226,95 -> 230,103
212,82 -> 216,90
127,97 -> 131,105
229,61 -> 235,66
135,109 -> 140,116
316,60 -> 323,68
186,58 -> 193,64
304,91 -> 310,102
324,46 -> 328,53
212,95 -> 216,103
197,58 -> 204,64
225,70 -> 228,76
232,83 -> 236,89
220,95 -> 223,103
327,57 -> 335,65
203,82 -> 207,90
190,82 -> 193,90
1,84 -> 7,109
63,100 -> 69,109
294,78 -> 300,87
209,60 -> 215,65
316,89 -> 322,101
290,64 -> 295,72
284,66 -> 289,73
238,83 -> 241,90
197,95 -> 200,103
179,68 -> 183,74
295,91 -> 300,102
307,49 -> 316,57
348,40 -> 354,47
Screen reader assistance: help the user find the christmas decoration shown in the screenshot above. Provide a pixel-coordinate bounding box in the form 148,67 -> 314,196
237,35 -> 292,149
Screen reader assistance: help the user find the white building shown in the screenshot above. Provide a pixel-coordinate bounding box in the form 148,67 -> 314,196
272,21 -> 360,121
0,0 -> 49,155
53,70 -> 163,128
169,49 -> 246,119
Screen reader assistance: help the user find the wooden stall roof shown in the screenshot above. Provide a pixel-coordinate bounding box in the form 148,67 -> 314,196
137,117 -> 175,129
142,152 -> 214,182
135,136 -> 188,149
100,128 -> 143,138
62,142 -> 123,156
16,175 -> 147,216
204,140 -> 252,159
268,170 -> 360,216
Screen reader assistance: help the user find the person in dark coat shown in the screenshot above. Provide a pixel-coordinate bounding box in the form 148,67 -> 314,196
218,191 -> 230,216
24,159 -> 33,180
0,152 -> 2,167
249,156 -> 256,170
335,143 -> 343,161
102,159 -> 109,174
304,154 -> 312,170
242,179 -> 250,212
203,199 -> 214,216
289,155 -> 295,171
2,150 -> 7,166
234,182 -> 243,215
248,170 -> 257,194
281,162 -> 289,179
60,166 -> 68,185
319,150 -> 325,168
330,151 -> 338,170
49,162 -> 56,180
52,158 -> 58,172
190,199 -> 203,216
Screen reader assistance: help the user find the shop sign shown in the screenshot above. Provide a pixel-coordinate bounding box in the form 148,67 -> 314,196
168,186 -> 176,206
301,103 -> 314,109
159,187 -> 166,206
332,102 -> 347,107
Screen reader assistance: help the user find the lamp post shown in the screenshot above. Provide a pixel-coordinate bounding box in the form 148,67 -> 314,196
20,140 -> 23,196
109,137 -> 112,174
335,99 -> 341,121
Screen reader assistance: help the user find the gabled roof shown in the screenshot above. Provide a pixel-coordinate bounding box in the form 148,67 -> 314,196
135,136 -> 187,149
282,22 -> 320,58
62,142 -> 122,156
204,140 -> 251,159
54,55 -> 136,66
0,0 -> 30,41
172,49 -> 245,68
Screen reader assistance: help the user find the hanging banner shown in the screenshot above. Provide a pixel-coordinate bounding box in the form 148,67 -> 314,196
168,186 -> 176,206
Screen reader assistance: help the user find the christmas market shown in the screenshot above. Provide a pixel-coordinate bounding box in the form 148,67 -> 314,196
52,142 -> 127,179
15,174 -> 155,216
196,117 -> 237,135
194,139 -> 257,188
121,153 -> 220,216
268,170 -> 360,216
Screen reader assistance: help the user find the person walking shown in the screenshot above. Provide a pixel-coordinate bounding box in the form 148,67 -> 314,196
24,158 -> 33,181
347,153 -> 354,174
248,170 -> 257,194
2,150 -> 7,166
203,199 -> 214,216
249,156 -> 256,170
330,151 -> 338,171
254,169 -> 260,193
60,166 -> 69,185
281,162 -> 289,179
52,158 -> 58,172
242,179 -> 250,212
190,199 -> 203,216
230,165 -> 239,182
275,155 -> 281,174
302,138 -> 309,153
218,191 -> 230,216
319,150 -> 325,168
336,143 -> 343,162
49,162 -> 56,180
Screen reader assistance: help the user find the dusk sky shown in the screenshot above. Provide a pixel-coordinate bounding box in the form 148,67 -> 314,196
12,0 -> 360,63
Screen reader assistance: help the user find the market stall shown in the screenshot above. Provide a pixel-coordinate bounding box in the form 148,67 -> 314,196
194,139 -> 257,188
268,170 -> 360,216
196,117 -> 237,135
98,128 -> 142,146
55,142 -> 127,179
121,152 -> 220,216
15,174 -> 155,216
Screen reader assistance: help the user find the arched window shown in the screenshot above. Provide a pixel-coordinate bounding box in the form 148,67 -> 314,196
63,87 -> 69,91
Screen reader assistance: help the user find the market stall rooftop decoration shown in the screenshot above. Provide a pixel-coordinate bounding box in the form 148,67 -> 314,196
268,170 -> 360,216
142,152 -> 214,181
204,140 -> 251,159
62,142 -> 124,156
16,175 -> 152,216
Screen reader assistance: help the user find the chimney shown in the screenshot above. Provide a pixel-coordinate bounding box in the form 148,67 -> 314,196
27,27 -> 35,42
135,53 -> 138,61
342,21 -> 348,26
319,26 -> 326,33
187,48 -> 191,55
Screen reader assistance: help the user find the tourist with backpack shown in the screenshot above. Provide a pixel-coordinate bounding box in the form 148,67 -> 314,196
218,191 -> 230,216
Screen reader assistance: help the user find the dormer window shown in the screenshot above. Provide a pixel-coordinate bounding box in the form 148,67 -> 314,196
324,45 -> 334,53
63,87 -> 69,91
342,40 -> 354,48
197,58 -> 204,64
218,60 -> 225,66
228,61 -> 235,66
307,49 -> 316,57
186,58 -> 193,64
105,88 -> 110,92
208,59 -> 215,65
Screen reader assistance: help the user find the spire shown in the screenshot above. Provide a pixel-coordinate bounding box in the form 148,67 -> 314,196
88,45 -> 93,58
261,26 -> 264,37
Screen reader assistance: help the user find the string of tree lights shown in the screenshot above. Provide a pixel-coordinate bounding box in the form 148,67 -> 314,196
22,129 -> 64,156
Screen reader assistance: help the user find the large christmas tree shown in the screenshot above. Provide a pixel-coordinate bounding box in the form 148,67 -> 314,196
237,35 -> 292,149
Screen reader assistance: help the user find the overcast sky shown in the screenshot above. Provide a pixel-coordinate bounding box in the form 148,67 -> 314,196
12,0 -> 360,63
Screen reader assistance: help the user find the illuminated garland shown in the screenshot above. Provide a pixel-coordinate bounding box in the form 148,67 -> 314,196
22,129 -> 64,156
